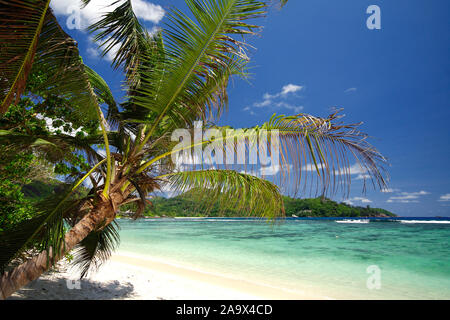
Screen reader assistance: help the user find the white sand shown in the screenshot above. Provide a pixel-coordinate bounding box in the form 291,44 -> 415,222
8,252 -> 326,300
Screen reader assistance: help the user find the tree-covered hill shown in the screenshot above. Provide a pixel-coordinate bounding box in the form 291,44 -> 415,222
20,180 -> 396,218
21,180 -> 62,200
282,196 -> 395,218
119,194 -> 396,218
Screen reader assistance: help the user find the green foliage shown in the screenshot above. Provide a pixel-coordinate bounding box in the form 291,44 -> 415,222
162,170 -> 284,219
21,180 -> 60,200
0,179 -> 34,232
0,1 -> 100,120
120,194 -> 395,218
0,0 -> 391,285
0,88 -> 95,232
71,221 -> 120,278
282,197 -> 396,218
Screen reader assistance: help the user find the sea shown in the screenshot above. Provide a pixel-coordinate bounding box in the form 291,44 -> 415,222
117,217 -> 450,299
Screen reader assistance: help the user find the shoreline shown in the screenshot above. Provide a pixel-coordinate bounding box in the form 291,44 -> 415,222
9,251 -> 328,300
111,251 -> 330,300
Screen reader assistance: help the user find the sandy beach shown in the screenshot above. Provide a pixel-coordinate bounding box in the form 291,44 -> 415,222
8,252 -> 325,300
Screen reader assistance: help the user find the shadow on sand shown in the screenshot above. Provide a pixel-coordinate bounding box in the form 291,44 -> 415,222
8,275 -> 135,300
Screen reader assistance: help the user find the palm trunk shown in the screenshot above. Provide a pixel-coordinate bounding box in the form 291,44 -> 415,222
0,195 -> 121,300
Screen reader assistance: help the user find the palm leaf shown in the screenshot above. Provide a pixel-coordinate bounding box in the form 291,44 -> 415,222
136,0 -> 262,140
84,65 -> 119,125
29,10 -> 99,120
144,110 -> 387,198
259,110 -> 388,196
0,0 -> 51,113
88,0 -> 154,88
0,159 -> 106,273
88,0 -> 167,132
159,169 -> 284,219
1,4 -> 100,119
0,189 -> 76,273
0,130 -> 102,165
70,220 -> 120,278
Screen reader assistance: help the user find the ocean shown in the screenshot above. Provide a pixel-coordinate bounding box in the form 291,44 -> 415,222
117,218 -> 450,299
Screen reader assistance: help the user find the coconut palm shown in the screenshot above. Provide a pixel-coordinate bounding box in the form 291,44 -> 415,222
0,0 -> 387,299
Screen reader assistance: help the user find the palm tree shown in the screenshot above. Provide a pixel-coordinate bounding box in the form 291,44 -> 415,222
0,0 -> 387,299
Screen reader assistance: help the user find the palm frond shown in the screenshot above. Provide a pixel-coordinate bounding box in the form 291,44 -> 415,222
30,10 -> 99,120
88,0 -> 154,88
0,188 -> 77,273
144,110 -> 387,198
258,110 -> 388,196
70,220 -> 120,278
0,0 -> 51,113
159,169 -> 284,219
89,0 -> 167,133
0,159 -> 106,274
135,0 -> 265,144
0,130 -> 102,165
126,178 -> 153,219
1,5 -> 99,119
84,64 -> 118,125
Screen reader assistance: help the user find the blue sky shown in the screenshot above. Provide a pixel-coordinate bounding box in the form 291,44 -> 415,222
51,0 -> 450,216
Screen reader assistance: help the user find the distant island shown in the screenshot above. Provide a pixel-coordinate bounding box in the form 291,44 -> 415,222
121,193 -> 397,218
21,180 -> 396,219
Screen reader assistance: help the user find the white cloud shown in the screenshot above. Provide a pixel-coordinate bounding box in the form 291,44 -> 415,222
386,199 -> 419,203
355,174 -> 371,180
263,93 -> 274,100
51,0 -> 164,27
438,193 -> 450,202
102,39 -> 121,61
344,87 -> 357,93
248,83 -> 304,113
259,164 -> 292,176
253,99 -> 272,107
347,163 -> 367,175
274,102 -> 303,113
344,197 -> 372,206
301,163 -> 367,177
51,0 -> 164,60
381,187 -> 399,193
146,25 -> 161,36
400,190 -> 430,197
281,84 -> 303,95
86,47 -> 99,58
301,163 -> 325,171
387,190 -> 430,203
239,169 -> 259,177
131,0 -> 165,23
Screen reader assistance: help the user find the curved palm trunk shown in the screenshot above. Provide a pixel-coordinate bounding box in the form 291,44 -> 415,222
0,193 -> 124,300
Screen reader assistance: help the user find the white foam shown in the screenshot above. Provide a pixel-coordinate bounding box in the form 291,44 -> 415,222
336,219 -> 369,224
400,220 -> 450,224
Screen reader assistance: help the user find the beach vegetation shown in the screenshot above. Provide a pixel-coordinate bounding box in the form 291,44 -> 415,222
0,0 -> 388,299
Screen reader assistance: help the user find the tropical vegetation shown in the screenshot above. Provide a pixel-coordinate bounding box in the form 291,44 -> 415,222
0,0 -> 387,299
118,194 -> 396,218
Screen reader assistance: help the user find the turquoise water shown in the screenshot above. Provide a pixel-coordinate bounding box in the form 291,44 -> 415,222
117,218 -> 450,299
